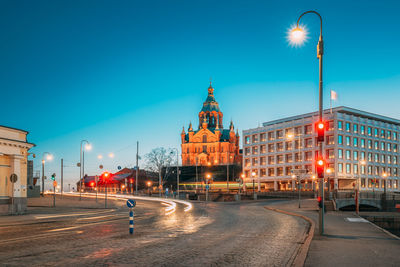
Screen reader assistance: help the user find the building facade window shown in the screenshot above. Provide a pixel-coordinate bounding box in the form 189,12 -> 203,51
338,149 -> 343,159
346,136 -> 351,146
361,125 -> 365,135
346,122 -> 351,132
338,121 -> 343,130
338,135 -> 343,145
353,124 -> 358,133
338,163 -> 343,173
346,164 -> 351,174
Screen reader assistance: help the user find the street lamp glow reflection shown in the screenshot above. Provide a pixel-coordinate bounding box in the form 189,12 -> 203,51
46,154 -> 53,161
288,26 -> 307,46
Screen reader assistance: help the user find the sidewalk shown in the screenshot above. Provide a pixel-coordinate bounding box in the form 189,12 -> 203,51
268,199 -> 400,267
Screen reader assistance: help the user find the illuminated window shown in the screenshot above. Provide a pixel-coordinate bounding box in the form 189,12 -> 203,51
353,124 -> 358,133
367,127 -> 372,136
346,164 -> 351,174
361,139 -> 365,148
346,150 -> 351,160
345,122 -> 350,132
338,163 -> 343,173
346,136 -> 351,146
338,121 -> 343,130
338,135 -> 343,145
353,151 -> 358,160
338,149 -> 343,159
260,133 -> 266,142
354,164 -> 359,174
353,137 -> 358,147
361,125 -> 365,135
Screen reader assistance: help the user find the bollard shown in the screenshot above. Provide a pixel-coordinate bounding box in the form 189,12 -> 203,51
129,208 -> 134,234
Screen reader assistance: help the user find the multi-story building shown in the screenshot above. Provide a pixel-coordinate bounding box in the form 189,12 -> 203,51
0,125 -> 35,214
242,106 -> 400,192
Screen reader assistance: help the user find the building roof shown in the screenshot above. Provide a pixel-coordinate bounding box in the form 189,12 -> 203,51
200,84 -> 221,113
184,128 -> 231,142
262,106 -> 400,127
0,125 -> 29,134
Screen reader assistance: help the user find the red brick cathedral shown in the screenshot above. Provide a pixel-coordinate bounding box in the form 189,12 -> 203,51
181,82 -> 241,166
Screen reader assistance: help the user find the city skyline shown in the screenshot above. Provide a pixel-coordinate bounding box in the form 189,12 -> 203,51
2,0 -> 400,187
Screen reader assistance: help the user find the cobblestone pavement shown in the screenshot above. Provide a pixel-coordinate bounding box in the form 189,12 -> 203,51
0,197 -> 307,267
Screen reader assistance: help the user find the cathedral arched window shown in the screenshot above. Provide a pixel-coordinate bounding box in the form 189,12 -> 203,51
203,135 -> 207,143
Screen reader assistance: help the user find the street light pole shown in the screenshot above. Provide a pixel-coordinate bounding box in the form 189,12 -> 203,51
79,140 -> 90,201
41,152 -> 52,197
172,148 -> 180,197
226,150 -> 230,193
292,10 -> 325,234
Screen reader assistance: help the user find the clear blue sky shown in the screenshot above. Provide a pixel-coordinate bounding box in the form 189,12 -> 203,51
1,0 -> 400,189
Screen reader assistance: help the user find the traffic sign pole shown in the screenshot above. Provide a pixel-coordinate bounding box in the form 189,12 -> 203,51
126,199 -> 136,235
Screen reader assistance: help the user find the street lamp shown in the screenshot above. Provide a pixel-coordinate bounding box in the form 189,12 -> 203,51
205,173 -> 212,201
251,171 -> 257,197
41,152 -> 53,196
356,160 -> 367,214
79,140 -> 91,200
290,10 -> 325,235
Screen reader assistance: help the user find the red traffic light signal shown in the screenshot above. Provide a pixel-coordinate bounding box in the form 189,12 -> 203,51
317,196 -> 323,208
315,120 -> 326,142
316,157 -> 325,178
129,179 -> 134,184
90,181 -> 95,187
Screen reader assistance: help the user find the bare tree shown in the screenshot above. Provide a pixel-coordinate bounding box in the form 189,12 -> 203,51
145,147 -> 176,196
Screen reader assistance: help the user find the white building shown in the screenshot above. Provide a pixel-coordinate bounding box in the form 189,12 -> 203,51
242,107 -> 400,192
0,125 -> 35,214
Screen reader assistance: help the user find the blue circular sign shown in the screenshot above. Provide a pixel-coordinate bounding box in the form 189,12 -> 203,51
127,199 -> 136,208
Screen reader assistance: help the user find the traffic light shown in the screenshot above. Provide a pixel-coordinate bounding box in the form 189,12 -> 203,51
315,120 -> 326,142
317,196 -> 323,208
90,181 -> 95,187
51,173 -> 56,181
316,157 -> 325,178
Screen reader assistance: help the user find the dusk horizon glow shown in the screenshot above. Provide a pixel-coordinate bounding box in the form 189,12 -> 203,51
2,0 -> 400,188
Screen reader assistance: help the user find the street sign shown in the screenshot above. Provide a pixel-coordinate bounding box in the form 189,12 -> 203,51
126,199 -> 136,208
10,174 -> 18,183
53,181 -> 58,187
205,185 -> 210,190
291,169 -> 307,175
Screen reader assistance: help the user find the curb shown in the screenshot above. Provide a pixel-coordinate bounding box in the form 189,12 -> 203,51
265,206 -> 315,267
355,213 -> 400,241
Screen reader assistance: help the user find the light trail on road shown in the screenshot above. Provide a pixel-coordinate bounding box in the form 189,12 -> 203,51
62,192 -> 193,215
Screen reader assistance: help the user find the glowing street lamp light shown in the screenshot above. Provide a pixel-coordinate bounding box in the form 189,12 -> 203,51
288,26 -> 307,46
41,152 -> 53,197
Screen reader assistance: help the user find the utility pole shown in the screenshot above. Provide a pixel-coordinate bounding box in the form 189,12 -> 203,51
176,150 -> 180,197
227,150 -> 230,193
61,158 -> 64,198
41,160 -> 45,197
136,141 -> 139,194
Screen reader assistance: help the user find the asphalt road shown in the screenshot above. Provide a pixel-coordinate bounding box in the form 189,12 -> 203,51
0,196 -> 308,267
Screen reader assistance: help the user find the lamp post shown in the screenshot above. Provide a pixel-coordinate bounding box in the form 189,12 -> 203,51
147,181 -> 152,195
41,152 -> 53,196
290,10 -> 325,235
357,160 -> 367,214
205,173 -> 211,201
171,148 -> 180,197
79,140 -> 91,200
251,171 -> 256,199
